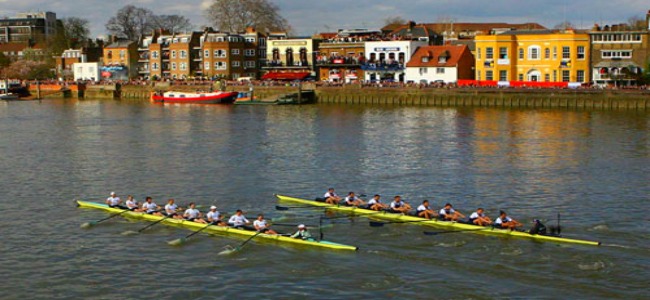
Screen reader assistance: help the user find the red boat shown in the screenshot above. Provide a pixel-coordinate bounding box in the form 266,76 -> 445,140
150,91 -> 239,104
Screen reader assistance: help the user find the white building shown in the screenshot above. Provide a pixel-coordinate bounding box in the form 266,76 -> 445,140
405,45 -> 475,84
362,40 -> 427,82
73,62 -> 101,81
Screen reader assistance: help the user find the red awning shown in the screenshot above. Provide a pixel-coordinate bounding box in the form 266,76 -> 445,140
262,72 -> 310,81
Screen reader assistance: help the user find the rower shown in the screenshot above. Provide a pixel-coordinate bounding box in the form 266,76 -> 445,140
416,200 -> 436,219
228,209 -> 252,229
164,199 -> 184,219
494,210 -> 523,230
290,224 -> 313,240
342,192 -> 365,207
142,197 -> 162,216
253,214 -> 278,234
125,195 -> 140,211
323,188 -> 342,204
106,192 -> 126,209
439,203 -> 465,221
389,196 -> 411,214
183,202 -> 207,224
529,219 -> 547,235
469,208 -> 492,226
366,194 -> 387,211
206,205 -> 226,226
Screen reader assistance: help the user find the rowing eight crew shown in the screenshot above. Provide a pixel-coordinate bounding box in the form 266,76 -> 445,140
106,193 -> 309,238
320,190 -> 524,230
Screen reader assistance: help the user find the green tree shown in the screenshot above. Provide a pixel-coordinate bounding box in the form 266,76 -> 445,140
205,0 -> 290,33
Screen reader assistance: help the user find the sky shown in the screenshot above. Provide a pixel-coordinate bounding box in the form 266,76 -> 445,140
0,0 -> 648,38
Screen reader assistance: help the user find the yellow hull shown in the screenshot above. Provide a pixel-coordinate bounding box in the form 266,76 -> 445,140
276,195 -> 601,247
77,200 -> 358,251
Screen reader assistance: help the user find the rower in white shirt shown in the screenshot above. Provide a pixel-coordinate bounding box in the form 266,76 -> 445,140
342,192 -> 365,207
206,206 -> 226,226
416,200 -> 437,219
494,210 -> 523,230
439,203 -> 465,221
323,188 -> 342,204
183,202 -> 207,224
469,208 -> 492,226
389,196 -> 411,213
125,195 -> 140,211
228,209 -> 252,229
164,199 -> 184,219
106,192 -> 126,209
253,214 -> 278,234
366,194 -> 388,211
142,197 -> 162,216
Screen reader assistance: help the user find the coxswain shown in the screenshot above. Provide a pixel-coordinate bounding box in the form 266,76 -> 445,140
253,214 -> 278,234
389,196 -> 411,213
342,192 -> 365,207
529,219 -> 547,235
142,197 -> 162,216
416,200 -> 437,219
323,188 -> 342,204
206,205 -> 226,226
366,194 -> 387,211
439,203 -> 465,221
125,195 -> 140,211
469,208 -> 492,226
183,202 -> 207,224
164,199 -> 184,219
106,192 -> 126,209
494,210 -> 523,230
228,209 -> 252,229
290,224 -> 313,240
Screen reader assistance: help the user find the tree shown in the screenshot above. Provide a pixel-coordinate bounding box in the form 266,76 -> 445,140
205,0 -> 290,33
3,60 -> 54,80
627,16 -> 647,30
106,5 -> 155,41
0,52 -> 10,68
152,15 -> 193,33
383,16 -> 406,28
553,21 -> 575,30
62,17 -> 90,48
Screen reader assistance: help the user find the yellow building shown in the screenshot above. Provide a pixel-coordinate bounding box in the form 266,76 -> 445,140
475,29 -> 590,83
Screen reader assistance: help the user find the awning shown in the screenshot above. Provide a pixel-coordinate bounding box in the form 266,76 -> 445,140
261,72 -> 310,81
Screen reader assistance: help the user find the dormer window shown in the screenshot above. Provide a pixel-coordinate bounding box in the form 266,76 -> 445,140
438,56 -> 447,63
422,56 -> 429,63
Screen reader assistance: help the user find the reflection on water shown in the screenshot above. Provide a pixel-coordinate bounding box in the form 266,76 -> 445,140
0,100 -> 648,299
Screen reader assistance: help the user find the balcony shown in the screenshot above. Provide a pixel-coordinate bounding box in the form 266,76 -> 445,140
360,62 -> 404,71
316,56 -> 363,67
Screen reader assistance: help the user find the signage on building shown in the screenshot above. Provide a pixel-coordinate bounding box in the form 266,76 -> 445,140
272,41 -> 308,46
374,47 -> 400,52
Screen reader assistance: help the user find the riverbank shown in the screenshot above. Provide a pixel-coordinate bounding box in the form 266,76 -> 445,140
27,83 -> 649,110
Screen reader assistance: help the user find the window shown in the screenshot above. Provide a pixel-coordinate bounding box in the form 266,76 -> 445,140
421,56 -> 429,63
171,62 -> 176,70
180,63 -> 187,71
499,70 -> 507,81
419,67 -> 428,74
152,62 -> 159,71
245,49 -> 255,57
119,50 -> 126,59
544,48 -> 550,59
577,46 -> 585,60
171,50 -> 176,59
518,74 -> 524,81
518,48 -> 524,59
232,61 -> 240,67
204,62 -> 210,70
436,68 -> 445,74
486,70 -> 493,80
553,70 -> 557,81
204,50 -> 210,58
544,74 -> 550,82
214,61 -> 227,70
528,46 -> 540,60
562,70 -> 570,82
499,47 -> 508,59
552,47 -> 557,59
486,47 -> 493,59
562,46 -> 570,59
438,56 -> 446,63
477,71 -> 481,80
231,49 -> 240,55
180,50 -> 187,58
601,50 -> 632,59
245,61 -> 255,68
577,70 -> 585,82
152,51 -> 159,59
214,49 -> 226,58
477,48 -> 481,60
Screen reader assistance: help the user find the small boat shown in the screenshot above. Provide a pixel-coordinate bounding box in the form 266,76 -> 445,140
275,194 -> 601,246
77,200 -> 358,251
150,90 -> 239,104
0,93 -> 19,100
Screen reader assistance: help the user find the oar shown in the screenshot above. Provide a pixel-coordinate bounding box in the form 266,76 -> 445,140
275,205 -> 323,211
121,213 -> 171,235
369,218 -> 437,227
80,209 -> 130,228
423,227 -> 493,235
217,231 -> 264,255
167,223 -> 213,246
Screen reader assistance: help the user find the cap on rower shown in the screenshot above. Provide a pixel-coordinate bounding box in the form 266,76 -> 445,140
110,192 -> 116,196
298,224 -> 306,229
210,205 -> 217,210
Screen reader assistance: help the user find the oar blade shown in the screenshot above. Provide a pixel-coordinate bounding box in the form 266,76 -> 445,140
167,238 -> 186,246
80,221 -> 97,229
275,205 -> 289,211
369,221 -> 386,227
217,245 -> 238,256
423,231 -> 439,235
121,230 -> 139,236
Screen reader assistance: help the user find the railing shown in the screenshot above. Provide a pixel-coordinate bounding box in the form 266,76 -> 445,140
360,63 -> 404,71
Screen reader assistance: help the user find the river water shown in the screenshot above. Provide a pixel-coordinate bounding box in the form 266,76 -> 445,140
0,99 -> 648,299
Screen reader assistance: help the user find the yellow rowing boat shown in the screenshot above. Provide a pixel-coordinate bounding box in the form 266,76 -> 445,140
77,200 -> 358,251
275,194 -> 601,247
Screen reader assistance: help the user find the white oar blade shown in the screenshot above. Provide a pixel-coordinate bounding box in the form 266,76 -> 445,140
80,222 -> 93,229
121,230 -> 139,236
217,245 -> 238,256
167,238 -> 185,246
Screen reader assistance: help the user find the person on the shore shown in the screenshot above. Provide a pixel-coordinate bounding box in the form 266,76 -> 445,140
416,200 -> 436,219
469,208 -> 492,226
494,210 -> 523,230
439,203 -> 465,221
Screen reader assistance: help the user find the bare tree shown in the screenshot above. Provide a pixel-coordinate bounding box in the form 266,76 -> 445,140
152,15 -> 194,33
627,16 -> 646,30
383,16 -> 406,28
62,17 -> 90,47
106,5 -> 155,41
553,21 -> 575,30
205,0 -> 290,33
